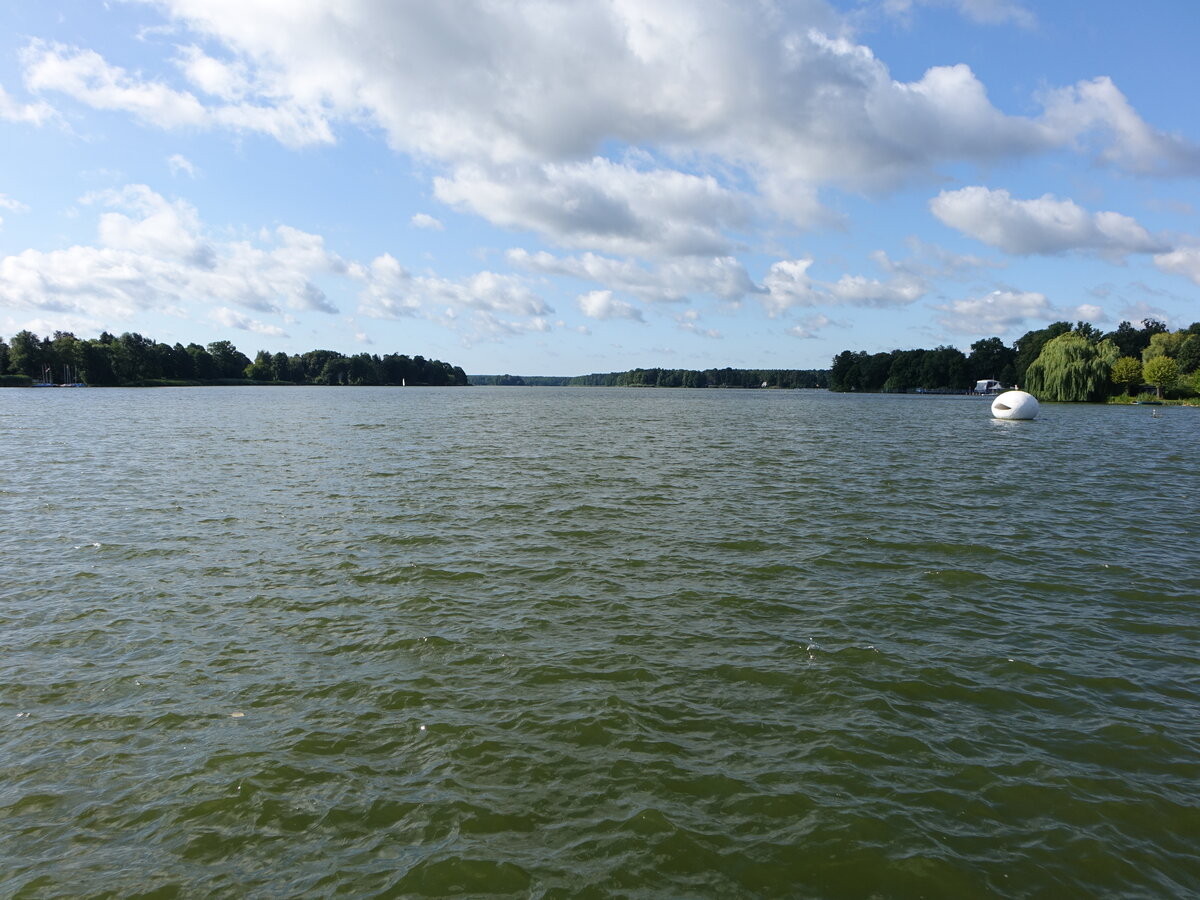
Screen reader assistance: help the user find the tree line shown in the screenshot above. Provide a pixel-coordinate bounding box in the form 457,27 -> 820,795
576,367 -> 829,388
829,319 -> 1200,401
0,330 -> 468,387
470,368 -> 830,388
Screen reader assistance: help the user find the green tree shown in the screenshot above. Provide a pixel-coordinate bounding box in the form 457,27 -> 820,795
1110,357 -> 1143,396
830,351 -> 864,392
861,352 -> 894,391
919,346 -> 969,390
968,337 -> 1015,383
207,340 -> 252,378
246,350 -> 273,381
883,349 -> 925,392
8,330 -> 43,378
1176,334 -> 1200,374
270,351 -> 293,382
79,340 -> 118,385
1025,332 -> 1119,402
1142,330 -> 1186,364
50,331 -> 83,382
1143,356 -> 1179,399
187,343 -> 219,380
1013,321 -> 1071,387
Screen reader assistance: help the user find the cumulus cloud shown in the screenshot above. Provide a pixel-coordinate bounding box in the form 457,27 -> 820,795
175,44 -> 251,101
212,306 -> 288,336
762,257 -> 927,315
516,246 -> 928,321
85,184 -> 213,264
0,82 -> 55,125
674,309 -> 720,338
930,186 -> 1167,256
0,194 -> 30,228
20,1 -> 1195,256
1040,77 -> 1200,176
1154,246 -> 1200,286
168,153 -> 198,177
0,185 -> 344,323
933,288 -> 1052,334
880,0 -> 1036,28
786,313 -> 837,339
577,290 -> 643,322
509,248 -> 759,304
410,213 -> 443,230
21,40 -> 333,146
0,183 -> 559,342
436,158 -> 748,257
355,253 -> 551,341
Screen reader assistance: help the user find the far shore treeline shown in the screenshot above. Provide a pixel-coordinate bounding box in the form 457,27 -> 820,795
471,368 -> 829,389
0,330 -> 468,387
829,318 -> 1200,403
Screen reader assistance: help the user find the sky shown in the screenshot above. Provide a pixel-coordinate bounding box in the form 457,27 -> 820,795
1,0 -> 1198,375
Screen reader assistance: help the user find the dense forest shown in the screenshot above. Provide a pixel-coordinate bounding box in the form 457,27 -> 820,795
829,319 -> 1200,402
471,368 -> 829,388
0,330 -> 468,387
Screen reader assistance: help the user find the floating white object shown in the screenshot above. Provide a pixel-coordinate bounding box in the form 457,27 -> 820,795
991,390 -> 1039,420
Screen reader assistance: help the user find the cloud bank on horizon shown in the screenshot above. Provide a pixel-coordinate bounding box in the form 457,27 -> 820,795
0,0 -> 1197,372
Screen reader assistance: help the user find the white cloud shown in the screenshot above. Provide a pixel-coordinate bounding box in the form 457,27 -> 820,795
212,306 -> 287,336
356,253 -> 551,334
1072,303 -> 1106,323
0,182 -> 559,343
509,248 -> 759,305
1154,246 -> 1200,286
827,272 -> 925,306
22,1 -> 1191,255
0,82 -> 55,124
1041,77 -> 1200,176
673,309 -> 720,338
933,289 -> 1052,334
168,153 -> 198,177
0,185 -> 343,322
881,0 -> 1036,28
577,290 -> 643,322
86,184 -> 213,265
23,41 -> 208,127
410,213 -> 443,230
436,158 -> 748,257
21,40 -> 333,147
786,313 -> 837,339
930,186 -> 1167,256
762,257 -> 927,315
175,45 -> 251,101
874,239 -> 1003,280
0,194 -> 30,228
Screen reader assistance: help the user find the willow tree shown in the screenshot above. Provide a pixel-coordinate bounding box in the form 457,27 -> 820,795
1025,333 -> 1119,402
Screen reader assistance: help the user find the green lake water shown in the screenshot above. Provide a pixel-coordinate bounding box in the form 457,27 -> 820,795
2,386 -> 1198,898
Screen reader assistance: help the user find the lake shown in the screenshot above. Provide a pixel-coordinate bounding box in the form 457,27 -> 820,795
2,386 -> 1198,897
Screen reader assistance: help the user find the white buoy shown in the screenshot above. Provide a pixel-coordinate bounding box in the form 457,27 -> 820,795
991,390 -> 1039,420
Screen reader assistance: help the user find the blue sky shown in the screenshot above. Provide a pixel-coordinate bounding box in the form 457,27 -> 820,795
1,0 -> 1197,374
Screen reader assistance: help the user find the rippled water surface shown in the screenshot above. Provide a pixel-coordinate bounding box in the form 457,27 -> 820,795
3,386 -> 1199,898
